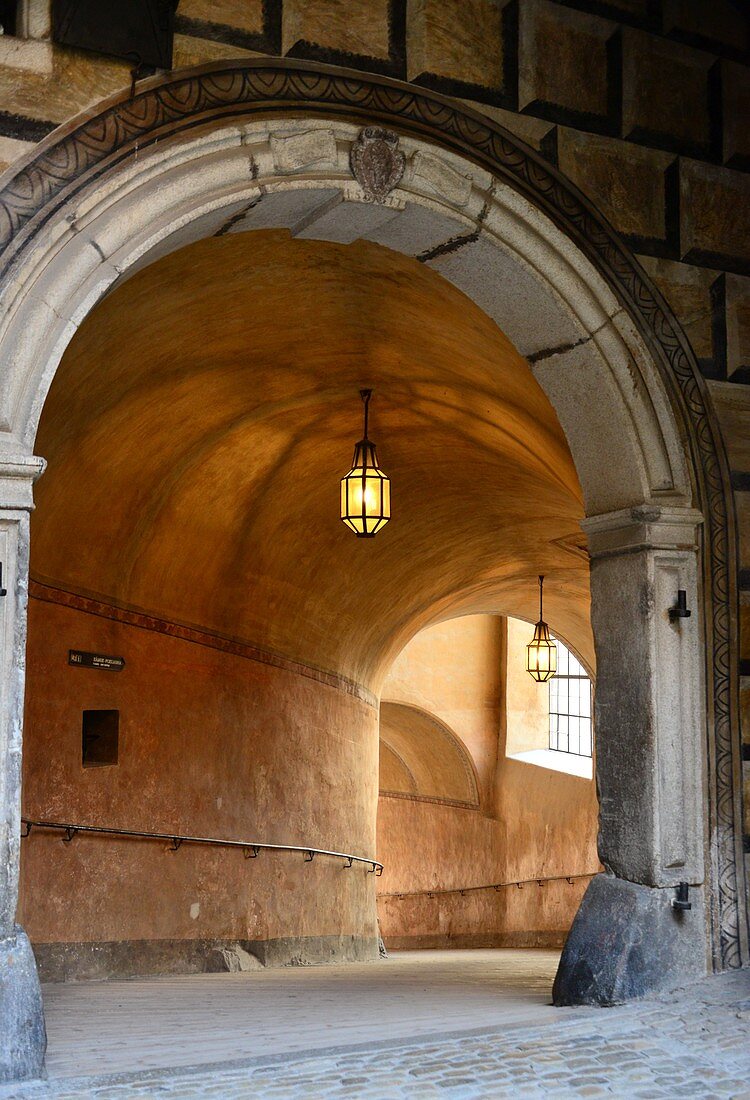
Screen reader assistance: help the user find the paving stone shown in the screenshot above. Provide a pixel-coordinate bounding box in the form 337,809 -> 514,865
1,967 -> 749,1100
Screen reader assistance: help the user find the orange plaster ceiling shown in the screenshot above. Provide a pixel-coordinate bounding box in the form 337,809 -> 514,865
31,229 -> 591,688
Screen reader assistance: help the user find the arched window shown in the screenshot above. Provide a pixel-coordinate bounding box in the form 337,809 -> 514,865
549,640 -> 592,757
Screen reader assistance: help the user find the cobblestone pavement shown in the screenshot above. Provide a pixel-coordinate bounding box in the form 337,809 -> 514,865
2,969 -> 749,1099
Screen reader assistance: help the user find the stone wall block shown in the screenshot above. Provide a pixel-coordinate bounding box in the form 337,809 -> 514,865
225,188 -> 341,236
585,520 -> 705,887
409,151 -> 473,207
363,202 -> 470,257
621,28 -> 716,158
178,0 -> 265,37
637,256 -> 720,371
706,382 -> 750,472
269,129 -> 338,175
721,61 -> 750,170
0,40 -> 129,131
17,0 -> 52,41
519,0 -> 618,130
283,0 -> 391,61
407,0 -> 506,92
553,874 -> 707,1005
662,0 -> 749,59
723,274 -> 750,382
679,160 -> 750,276
557,130 -> 675,252
0,928 -> 46,1082
294,198 -> 401,244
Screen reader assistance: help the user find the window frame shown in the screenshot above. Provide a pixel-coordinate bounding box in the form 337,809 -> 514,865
548,640 -> 593,758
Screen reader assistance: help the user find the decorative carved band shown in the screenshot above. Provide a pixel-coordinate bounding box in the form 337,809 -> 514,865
0,57 -> 743,969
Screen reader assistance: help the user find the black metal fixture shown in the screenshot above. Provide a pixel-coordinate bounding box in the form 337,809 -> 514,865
340,389 -> 391,538
52,0 -> 178,71
669,589 -> 691,622
671,882 -> 692,911
0,562 -> 6,598
526,575 -> 557,682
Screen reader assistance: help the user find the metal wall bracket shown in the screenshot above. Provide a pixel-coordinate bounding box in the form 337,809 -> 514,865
0,563 -> 6,597
669,590 -> 691,622
671,882 -> 692,911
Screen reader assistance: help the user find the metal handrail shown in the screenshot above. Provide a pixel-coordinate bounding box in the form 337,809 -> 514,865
377,870 -> 598,899
20,817 -> 383,875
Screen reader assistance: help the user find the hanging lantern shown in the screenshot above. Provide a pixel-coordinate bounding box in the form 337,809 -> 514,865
526,574 -> 557,682
340,389 -> 391,538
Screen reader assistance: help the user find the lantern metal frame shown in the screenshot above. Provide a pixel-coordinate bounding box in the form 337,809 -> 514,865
526,574 -> 557,683
340,389 -> 391,538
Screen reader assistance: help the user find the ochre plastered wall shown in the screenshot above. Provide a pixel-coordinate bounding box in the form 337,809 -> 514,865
376,616 -> 599,949
18,597 -> 380,979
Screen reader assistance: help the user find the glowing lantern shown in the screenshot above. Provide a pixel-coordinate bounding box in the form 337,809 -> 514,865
340,389 -> 390,538
526,575 -> 557,682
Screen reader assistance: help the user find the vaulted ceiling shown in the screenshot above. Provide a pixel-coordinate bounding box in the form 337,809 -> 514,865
31,229 -> 591,689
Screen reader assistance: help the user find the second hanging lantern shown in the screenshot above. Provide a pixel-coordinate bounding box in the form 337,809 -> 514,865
526,574 -> 557,682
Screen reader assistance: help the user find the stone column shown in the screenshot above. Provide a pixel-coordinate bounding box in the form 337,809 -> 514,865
0,456 -> 46,1082
553,505 -> 709,1005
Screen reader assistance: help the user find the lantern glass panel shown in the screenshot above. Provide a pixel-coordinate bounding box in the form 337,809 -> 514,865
526,621 -> 557,683
340,440 -> 390,537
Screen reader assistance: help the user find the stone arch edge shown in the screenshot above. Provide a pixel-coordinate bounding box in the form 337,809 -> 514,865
0,58 -> 743,980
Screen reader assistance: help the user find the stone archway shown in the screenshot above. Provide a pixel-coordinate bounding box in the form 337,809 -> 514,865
0,58 -> 745,1081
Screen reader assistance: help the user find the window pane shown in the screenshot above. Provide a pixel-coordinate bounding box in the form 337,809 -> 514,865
547,639 -> 593,757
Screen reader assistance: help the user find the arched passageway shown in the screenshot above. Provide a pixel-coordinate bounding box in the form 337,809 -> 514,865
0,60 -> 743,1082
376,615 -> 599,953
19,224 -> 593,972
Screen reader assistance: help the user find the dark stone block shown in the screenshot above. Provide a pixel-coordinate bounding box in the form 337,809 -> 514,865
0,926 -> 46,1083
553,873 -> 706,1006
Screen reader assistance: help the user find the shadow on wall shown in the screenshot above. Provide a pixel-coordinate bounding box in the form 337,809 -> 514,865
376,615 -> 600,950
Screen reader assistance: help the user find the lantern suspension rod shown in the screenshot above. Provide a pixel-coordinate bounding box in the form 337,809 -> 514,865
360,388 -> 372,438
538,574 -> 544,620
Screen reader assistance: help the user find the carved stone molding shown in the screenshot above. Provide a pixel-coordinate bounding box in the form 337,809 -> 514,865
350,126 -> 405,202
0,58 -> 743,970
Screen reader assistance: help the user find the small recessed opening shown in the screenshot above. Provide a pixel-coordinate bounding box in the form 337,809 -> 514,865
82,709 -> 119,767
0,2 -> 17,36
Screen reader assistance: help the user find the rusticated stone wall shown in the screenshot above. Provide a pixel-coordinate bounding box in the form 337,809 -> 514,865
0,0 -> 747,900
